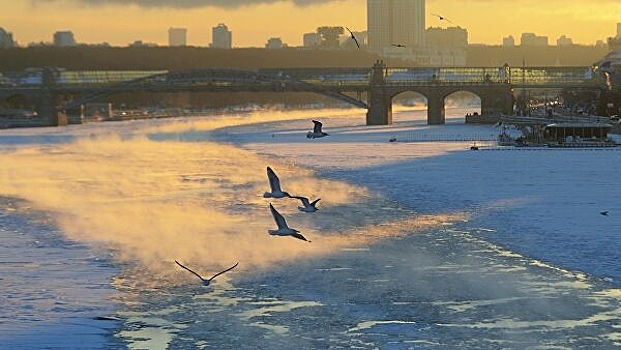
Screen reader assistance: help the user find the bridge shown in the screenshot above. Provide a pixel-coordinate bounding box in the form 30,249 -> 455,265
0,61 -> 608,126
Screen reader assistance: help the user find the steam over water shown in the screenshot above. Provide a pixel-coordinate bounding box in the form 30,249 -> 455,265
1,109 -> 620,349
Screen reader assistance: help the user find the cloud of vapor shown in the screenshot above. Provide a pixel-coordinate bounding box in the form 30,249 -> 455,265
31,0 -> 344,9
0,123 -> 461,289
0,109 -> 472,289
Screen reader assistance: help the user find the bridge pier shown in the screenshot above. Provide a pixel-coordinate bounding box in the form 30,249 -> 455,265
426,89 -> 445,125
36,68 -> 67,126
366,60 -> 392,125
366,95 -> 392,125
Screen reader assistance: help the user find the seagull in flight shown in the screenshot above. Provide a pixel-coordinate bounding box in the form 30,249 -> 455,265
268,203 -> 311,242
175,260 -> 239,286
345,27 -> 360,49
291,196 -> 321,212
431,13 -> 453,24
263,166 -> 291,198
391,44 -> 406,48
306,120 -> 329,139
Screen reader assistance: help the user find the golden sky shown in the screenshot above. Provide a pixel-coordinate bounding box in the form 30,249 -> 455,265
1,0 -> 619,47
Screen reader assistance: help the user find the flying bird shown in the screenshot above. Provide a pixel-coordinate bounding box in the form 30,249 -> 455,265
175,260 -> 239,286
431,13 -> 453,24
345,27 -> 360,49
291,196 -> 321,212
268,203 -> 311,242
306,120 -> 329,139
600,211 -> 609,216
263,166 -> 291,198
391,44 -> 406,48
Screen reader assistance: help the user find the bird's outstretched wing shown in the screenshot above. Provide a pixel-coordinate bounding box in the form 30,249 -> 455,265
266,166 -> 282,192
431,13 -> 453,24
345,27 -> 360,49
207,262 -> 239,281
292,195 -> 311,206
175,260 -> 207,283
312,120 -> 323,133
291,232 -> 311,242
270,203 -> 289,229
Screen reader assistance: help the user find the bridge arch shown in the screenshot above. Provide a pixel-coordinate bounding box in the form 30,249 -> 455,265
370,84 -> 513,125
387,89 -> 483,124
444,90 -> 481,123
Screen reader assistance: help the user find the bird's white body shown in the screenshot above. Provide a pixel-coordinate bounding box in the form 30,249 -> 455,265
175,260 -> 239,286
292,196 -> 320,212
268,203 -> 310,242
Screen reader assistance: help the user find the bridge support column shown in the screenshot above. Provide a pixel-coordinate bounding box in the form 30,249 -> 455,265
366,60 -> 392,125
36,67 -> 67,126
366,94 -> 392,125
427,89 -> 445,125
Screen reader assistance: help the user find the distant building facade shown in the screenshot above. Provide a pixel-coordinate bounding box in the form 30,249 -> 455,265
521,33 -> 548,46
212,23 -> 232,49
168,27 -> 187,47
425,26 -> 467,48
53,31 -> 76,47
128,40 -> 158,47
557,35 -> 573,47
503,35 -> 515,47
303,32 -> 322,48
367,0 -> 425,53
0,27 -> 15,48
265,37 -> 284,49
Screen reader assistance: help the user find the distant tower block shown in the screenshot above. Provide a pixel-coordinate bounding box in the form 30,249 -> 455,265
168,27 -> 187,47
212,23 -> 232,49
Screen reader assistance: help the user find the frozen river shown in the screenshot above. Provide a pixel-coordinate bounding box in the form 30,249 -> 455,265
1,108 -> 620,349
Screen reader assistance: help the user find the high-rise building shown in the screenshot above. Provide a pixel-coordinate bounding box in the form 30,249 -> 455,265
211,23 -> 232,49
53,31 -> 76,47
168,27 -> 187,47
367,0 -> 425,53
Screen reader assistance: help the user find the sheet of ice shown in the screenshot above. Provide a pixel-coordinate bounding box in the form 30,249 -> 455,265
1,107 -> 620,349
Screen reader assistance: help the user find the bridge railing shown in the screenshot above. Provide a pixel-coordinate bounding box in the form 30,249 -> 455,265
1,66 -> 606,90
258,67 -> 371,86
385,67 -> 509,85
509,66 -> 597,87
57,70 -> 168,86
0,69 -> 168,87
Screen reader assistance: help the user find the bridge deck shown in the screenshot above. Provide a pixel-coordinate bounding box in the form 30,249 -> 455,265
0,66 -> 603,89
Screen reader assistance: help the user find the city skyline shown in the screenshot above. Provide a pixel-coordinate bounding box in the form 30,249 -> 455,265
1,0 -> 620,47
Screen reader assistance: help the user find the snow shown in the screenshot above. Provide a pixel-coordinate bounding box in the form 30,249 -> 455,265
0,107 -> 620,349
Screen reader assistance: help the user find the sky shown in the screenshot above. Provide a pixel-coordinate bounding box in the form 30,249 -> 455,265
1,0 -> 620,47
